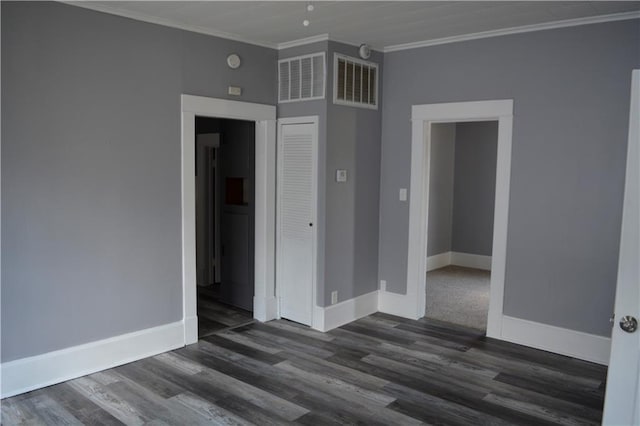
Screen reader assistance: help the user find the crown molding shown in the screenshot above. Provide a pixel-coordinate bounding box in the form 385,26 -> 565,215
384,11 -> 640,52
277,34 -> 330,50
60,1 -> 278,50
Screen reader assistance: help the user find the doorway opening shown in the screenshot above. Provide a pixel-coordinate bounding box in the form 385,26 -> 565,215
406,99 -> 513,339
195,116 -> 255,338
425,121 -> 498,332
181,95 -> 277,345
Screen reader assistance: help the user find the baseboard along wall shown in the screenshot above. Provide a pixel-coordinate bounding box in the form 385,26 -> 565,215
427,251 -> 492,271
1,320 -> 185,399
312,290 -> 379,332
2,286 -> 611,398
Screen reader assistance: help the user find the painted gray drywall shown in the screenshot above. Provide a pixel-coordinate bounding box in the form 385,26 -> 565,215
277,41 -> 383,307
1,1 -> 276,362
378,19 -> 640,337
324,41 -> 383,304
277,41 -> 329,306
427,123 -> 456,256
451,121 -> 498,257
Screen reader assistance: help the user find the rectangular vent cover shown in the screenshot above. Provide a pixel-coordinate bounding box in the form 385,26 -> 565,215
334,53 -> 378,109
279,52 -> 325,103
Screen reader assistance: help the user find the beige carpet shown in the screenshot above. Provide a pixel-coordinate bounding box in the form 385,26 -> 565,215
426,265 -> 490,331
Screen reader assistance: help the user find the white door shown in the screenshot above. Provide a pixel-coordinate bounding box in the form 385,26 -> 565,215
276,118 -> 318,326
602,70 -> 640,425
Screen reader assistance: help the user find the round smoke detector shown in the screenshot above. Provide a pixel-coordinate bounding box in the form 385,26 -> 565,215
358,44 -> 371,60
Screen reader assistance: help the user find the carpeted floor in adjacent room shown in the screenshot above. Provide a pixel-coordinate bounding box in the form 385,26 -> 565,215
426,265 -> 490,331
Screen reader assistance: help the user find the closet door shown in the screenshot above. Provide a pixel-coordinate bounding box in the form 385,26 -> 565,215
276,118 -> 318,326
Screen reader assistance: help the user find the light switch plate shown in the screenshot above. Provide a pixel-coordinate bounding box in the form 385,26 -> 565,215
228,86 -> 242,96
336,169 -> 347,183
399,188 -> 407,201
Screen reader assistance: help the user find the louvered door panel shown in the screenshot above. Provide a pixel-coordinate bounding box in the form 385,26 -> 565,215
277,122 -> 317,326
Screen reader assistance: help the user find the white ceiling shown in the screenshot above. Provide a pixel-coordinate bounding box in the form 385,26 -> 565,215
68,1 -> 640,51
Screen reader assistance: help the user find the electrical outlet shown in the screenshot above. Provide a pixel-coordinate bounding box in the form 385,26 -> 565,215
380,280 -> 387,292
331,291 -> 338,305
228,86 -> 242,96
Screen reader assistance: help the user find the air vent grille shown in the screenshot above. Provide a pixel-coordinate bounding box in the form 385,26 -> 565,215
334,53 -> 378,109
279,52 -> 325,103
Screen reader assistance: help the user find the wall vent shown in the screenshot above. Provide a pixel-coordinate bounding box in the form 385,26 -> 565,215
333,53 -> 378,110
279,52 -> 325,103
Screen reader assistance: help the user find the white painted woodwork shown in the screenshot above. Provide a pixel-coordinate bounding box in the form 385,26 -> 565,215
181,95 -> 277,342
276,117 -> 319,327
1,320 -> 184,398
602,70 -> 640,425
399,99 -> 513,338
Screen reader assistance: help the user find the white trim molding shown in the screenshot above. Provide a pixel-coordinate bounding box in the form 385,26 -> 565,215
277,34 -> 330,50
312,291 -> 379,332
1,321 -> 184,398
426,251 -> 492,272
378,290 -> 422,320
450,252 -> 492,271
384,11 -> 640,52
426,252 -> 451,272
501,316 -> 611,365
407,99 -> 514,339
181,95 -> 277,342
62,2 -> 277,49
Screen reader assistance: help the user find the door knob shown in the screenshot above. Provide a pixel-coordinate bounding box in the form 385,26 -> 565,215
620,315 -> 638,333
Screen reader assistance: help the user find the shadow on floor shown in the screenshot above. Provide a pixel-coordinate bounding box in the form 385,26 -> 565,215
197,284 -> 254,338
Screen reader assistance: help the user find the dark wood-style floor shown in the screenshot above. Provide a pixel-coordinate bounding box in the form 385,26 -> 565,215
1,313 -> 607,425
197,284 -> 254,338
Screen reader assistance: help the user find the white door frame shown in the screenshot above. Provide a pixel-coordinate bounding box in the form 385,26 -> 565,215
181,95 -> 277,344
275,116 -> 319,326
406,99 -> 513,338
602,70 -> 640,425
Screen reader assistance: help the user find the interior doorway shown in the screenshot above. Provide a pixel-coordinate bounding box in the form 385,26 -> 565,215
195,116 -> 255,338
425,121 -> 498,332
181,95 -> 277,346
406,99 -> 513,339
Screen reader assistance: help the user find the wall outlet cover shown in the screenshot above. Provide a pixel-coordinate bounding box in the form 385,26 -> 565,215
380,280 -> 387,292
331,291 -> 338,304
228,86 -> 242,96
399,188 -> 408,201
336,169 -> 347,182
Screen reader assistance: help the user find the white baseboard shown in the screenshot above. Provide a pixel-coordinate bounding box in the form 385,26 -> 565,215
500,315 -> 611,365
253,295 -> 278,322
184,315 -> 199,345
1,320 -> 185,398
426,251 -> 492,271
378,290 -> 422,320
426,252 -> 451,271
312,291 -> 379,332
450,252 -> 492,270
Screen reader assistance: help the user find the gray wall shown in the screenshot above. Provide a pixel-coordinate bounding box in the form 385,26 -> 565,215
1,1 -> 276,362
451,121 -> 498,257
278,41 -> 383,306
324,41 -> 383,305
427,124 -> 456,256
378,19 -> 640,337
